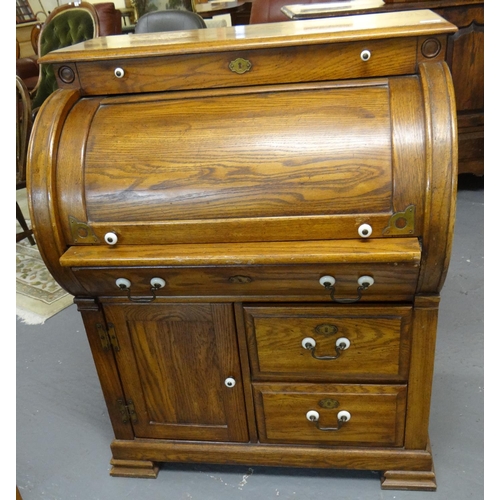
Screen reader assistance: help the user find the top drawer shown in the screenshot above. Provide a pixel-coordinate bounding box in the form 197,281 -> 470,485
57,37 -> 421,95
42,10 -> 455,96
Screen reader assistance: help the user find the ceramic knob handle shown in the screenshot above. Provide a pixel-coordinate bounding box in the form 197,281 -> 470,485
150,277 -> 166,289
358,276 -> 374,288
360,49 -> 371,61
336,337 -> 351,349
105,232 -> 118,245
302,337 -> 316,349
319,275 -> 336,288
338,410 -> 351,422
306,410 -> 320,422
224,377 -> 236,388
115,278 -> 131,290
358,224 -> 372,238
114,67 -> 125,78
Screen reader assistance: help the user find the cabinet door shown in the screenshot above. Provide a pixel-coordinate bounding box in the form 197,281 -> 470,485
103,302 -> 248,442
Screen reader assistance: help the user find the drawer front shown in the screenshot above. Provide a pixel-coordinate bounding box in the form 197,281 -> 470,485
245,305 -> 411,381
72,263 -> 419,301
254,383 -> 407,446
65,38 -> 417,95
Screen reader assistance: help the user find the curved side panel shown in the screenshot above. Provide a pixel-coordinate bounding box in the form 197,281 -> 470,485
27,89 -> 88,296
417,62 -> 458,293
388,75 -> 426,236
56,97 -> 102,245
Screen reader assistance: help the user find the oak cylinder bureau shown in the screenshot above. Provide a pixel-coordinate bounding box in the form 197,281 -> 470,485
27,10 -> 458,491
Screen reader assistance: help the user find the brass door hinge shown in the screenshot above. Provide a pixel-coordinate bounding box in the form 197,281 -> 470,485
96,323 -> 120,352
117,399 -> 138,424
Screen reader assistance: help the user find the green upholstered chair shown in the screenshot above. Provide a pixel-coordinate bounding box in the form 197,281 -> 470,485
31,1 -> 100,111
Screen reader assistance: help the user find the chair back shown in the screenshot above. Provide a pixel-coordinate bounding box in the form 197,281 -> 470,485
135,10 -> 207,34
16,75 -> 32,189
31,1 -> 100,110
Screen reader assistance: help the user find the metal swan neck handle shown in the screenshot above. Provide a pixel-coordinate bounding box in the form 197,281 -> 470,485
319,275 -> 374,303
306,410 -> 351,431
302,336 -> 350,360
116,277 -> 166,303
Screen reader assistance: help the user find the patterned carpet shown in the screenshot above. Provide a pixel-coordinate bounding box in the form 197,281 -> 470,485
16,190 -> 73,325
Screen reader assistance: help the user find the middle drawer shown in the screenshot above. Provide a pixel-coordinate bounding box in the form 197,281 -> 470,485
71,264 -> 418,301
244,305 -> 412,382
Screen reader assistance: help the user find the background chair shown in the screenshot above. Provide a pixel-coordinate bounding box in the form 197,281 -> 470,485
135,9 -> 207,34
30,1 -> 100,111
23,2 -> 122,95
16,75 -> 35,245
16,39 -> 39,92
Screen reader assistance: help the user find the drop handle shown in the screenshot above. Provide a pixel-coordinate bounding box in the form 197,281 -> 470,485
306,410 -> 351,431
115,277 -> 166,303
319,275 -> 374,303
302,337 -> 350,360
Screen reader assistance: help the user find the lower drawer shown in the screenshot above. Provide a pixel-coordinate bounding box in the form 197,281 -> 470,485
254,383 -> 407,446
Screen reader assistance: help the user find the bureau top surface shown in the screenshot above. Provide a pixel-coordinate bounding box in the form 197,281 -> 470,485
40,9 -> 455,64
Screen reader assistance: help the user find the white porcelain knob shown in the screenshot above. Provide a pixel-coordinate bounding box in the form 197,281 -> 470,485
306,410 -> 319,422
150,277 -> 166,289
358,276 -> 375,288
336,337 -> 350,349
302,337 -> 316,349
338,410 -> 351,421
115,278 -> 131,290
114,67 -> 125,78
358,224 -> 372,238
360,49 -> 371,61
319,275 -> 336,288
104,232 -> 118,245
224,377 -> 236,388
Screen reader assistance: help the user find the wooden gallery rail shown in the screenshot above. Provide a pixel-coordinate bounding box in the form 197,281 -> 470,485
28,10 -> 458,491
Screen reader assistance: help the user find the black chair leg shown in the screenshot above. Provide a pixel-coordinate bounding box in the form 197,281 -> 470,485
16,201 -> 36,245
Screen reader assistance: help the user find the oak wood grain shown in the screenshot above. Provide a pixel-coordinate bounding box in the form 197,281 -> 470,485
102,303 -> 248,442
72,262 -> 420,301
60,238 -> 422,267
254,383 -> 407,445
111,438 -> 434,471
244,305 -> 411,381
39,10 -> 456,63
26,11 -> 457,489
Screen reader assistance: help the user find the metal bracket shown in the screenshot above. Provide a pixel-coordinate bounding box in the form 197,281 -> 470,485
383,205 -> 415,235
117,399 -> 138,424
96,323 -> 120,352
69,216 -> 99,243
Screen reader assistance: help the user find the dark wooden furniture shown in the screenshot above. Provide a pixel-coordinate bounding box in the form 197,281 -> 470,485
252,0 -> 483,176
195,0 -> 253,25
28,10 -> 457,491
16,75 -> 35,245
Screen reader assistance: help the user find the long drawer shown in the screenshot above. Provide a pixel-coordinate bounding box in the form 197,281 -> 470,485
71,263 -> 418,301
245,305 -> 412,381
62,37 -> 418,95
254,383 -> 407,446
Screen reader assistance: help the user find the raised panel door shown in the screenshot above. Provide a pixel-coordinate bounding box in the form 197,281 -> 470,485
103,302 -> 249,442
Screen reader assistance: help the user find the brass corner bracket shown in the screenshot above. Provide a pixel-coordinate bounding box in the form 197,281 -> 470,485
383,205 -> 415,235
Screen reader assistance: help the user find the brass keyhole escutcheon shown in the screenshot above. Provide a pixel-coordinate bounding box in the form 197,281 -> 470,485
229,58 -> 252,74
319,399 -> 339,409
314,324 -> 338,336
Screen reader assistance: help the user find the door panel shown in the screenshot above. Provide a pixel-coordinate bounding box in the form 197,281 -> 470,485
103,302 -> 248,442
